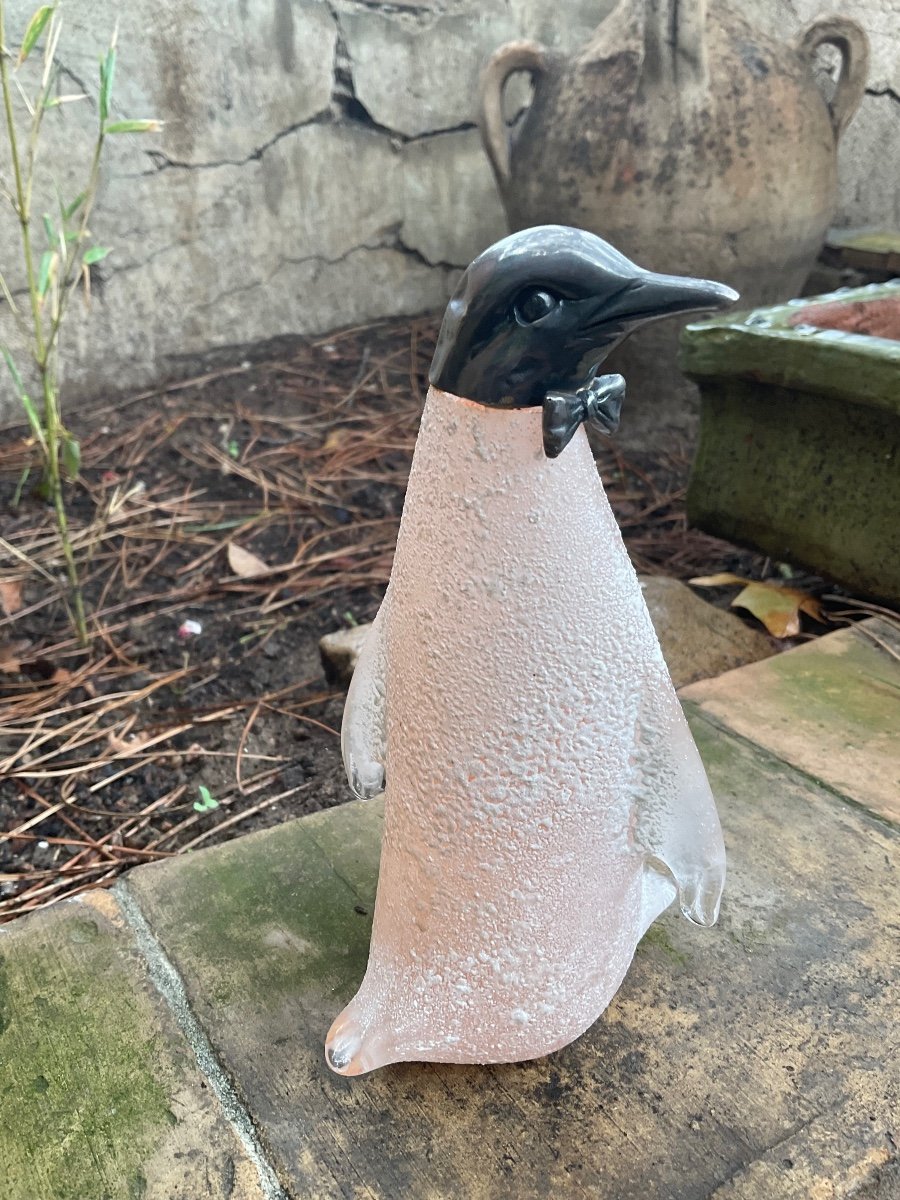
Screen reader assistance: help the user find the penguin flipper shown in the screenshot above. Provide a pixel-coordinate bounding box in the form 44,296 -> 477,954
341,591 -> 389,800
628,664 -> 726,929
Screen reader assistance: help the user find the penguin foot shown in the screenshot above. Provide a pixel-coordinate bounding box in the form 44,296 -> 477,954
325,1005 -> 393,1076
678,863 -> 725,928
347,758 -> 385,802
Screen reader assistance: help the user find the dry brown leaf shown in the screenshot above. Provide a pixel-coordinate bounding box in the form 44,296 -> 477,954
691,572 -> 824,638
0,638 -> 30,673
323,428 -> 348,452
107,728 -> 151,753
0,579 -> 23,616
689,572 -> 747,587
731,583 -> 823,638
227,542 -> 269,578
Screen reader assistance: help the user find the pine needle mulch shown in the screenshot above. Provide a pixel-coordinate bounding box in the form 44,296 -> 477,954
1,315 -> 891,922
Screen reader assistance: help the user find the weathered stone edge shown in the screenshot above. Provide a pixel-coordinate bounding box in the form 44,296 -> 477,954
682,700 -> 900,833
113,882 -> 290,1200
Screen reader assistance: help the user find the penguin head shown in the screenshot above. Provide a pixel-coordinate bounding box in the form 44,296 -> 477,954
429,225 -> 738,410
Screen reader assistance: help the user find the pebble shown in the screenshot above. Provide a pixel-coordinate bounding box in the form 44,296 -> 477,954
319,625 -> 372,685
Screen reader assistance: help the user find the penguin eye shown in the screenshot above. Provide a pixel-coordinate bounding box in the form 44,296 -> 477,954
514,288 -> 559,325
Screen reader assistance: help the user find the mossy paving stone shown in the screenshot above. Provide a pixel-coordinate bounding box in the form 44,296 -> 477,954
0,890 -> 264,1200
126,718 -> 898,1200
682,619 -> 900,825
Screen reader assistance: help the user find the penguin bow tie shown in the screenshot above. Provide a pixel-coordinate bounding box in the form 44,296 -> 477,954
542,373 -> 625,459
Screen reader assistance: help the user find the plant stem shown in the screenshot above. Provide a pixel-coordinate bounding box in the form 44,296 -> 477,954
0,7 -> 46,362
0,1 -> 88,646
38,354 -> 86,642
45,133 -> 103,362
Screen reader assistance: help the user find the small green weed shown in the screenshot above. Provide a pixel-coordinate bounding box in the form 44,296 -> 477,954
0,3 -> 160,643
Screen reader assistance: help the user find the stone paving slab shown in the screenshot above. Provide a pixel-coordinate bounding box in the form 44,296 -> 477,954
126,711 -> 899,1199
0,890 -> 265,1200
682,618 -> 900,825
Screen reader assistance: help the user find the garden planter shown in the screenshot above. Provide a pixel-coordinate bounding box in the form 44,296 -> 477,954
682,282 -> 900,601
821,227 -> 900,281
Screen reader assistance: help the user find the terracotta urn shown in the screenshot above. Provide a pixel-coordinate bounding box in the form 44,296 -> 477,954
478,0 -> 869,423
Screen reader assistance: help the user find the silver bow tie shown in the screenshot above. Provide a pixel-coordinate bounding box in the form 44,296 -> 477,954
542,373 -> 626,458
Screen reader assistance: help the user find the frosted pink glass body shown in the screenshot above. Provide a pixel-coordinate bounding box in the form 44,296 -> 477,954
327,386 -> 725,1076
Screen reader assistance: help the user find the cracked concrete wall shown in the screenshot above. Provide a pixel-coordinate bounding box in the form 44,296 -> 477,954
755,0 -> 900,234
0,0 -> 897,419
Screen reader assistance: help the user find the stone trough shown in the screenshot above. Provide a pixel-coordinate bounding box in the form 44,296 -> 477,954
681,281 -> 900,602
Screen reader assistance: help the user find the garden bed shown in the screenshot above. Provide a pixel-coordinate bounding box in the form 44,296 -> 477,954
0,315 -> 883,923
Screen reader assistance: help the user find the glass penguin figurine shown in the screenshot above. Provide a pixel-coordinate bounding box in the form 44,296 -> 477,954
327,226 -> 735,1077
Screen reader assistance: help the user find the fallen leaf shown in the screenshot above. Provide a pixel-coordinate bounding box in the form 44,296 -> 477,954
0,579 -> 24,616
691,573 -> 824,638
323,428 -> 348,452
689,572 -> 747,587
227,542 -> 269,578
108,733 -> 149,754
0,638 -> 30,673
731,583 -> 823,638
108,727 -> 151,754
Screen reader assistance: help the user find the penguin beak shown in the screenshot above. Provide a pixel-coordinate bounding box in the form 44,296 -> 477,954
595,271 -> 739,328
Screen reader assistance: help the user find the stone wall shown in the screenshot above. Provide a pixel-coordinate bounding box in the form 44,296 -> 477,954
756,0 -> 899,233
0,0 -> 896,417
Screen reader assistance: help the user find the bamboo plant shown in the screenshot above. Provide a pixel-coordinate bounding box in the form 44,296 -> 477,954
0,2 -> 159,644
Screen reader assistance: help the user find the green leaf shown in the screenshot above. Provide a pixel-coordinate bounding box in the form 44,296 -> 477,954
2,348 -> 48,453
42,213 -> 55,245
192,785 -> 219,813
17,5 -> 54,66
63,191 -> 86,220
104,118 -> 162,134
12,466 -> 31,508
19,392 -> 47,450
99,45 -> 116,124
37,249 -> 56,296
44,92 -> 89,109
60,432 -> 81,479
82,245 -> 111,265
2,345 -> 26,395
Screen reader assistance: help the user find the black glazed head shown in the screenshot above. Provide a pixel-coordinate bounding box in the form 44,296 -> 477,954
429,225 -> 738,410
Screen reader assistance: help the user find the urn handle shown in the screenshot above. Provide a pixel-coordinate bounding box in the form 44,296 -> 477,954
796,16 -> 869,140
478,40 -> 546,187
